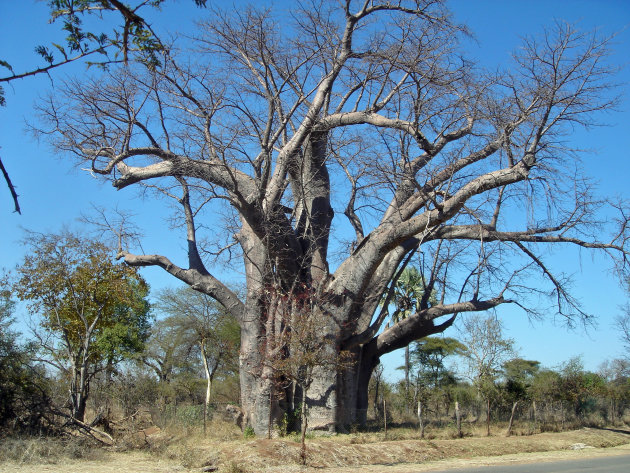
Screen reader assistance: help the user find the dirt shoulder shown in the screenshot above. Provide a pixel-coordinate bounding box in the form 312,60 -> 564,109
310,443 -> 630,473
241,427 -> 630,472
1,427 -> 629,473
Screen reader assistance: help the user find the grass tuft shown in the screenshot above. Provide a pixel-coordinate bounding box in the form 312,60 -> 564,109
220,461 -> 252,473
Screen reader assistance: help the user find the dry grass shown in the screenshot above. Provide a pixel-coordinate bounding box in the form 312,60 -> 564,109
1,423 -> 629,473
0,436 -> 105,464
214,426 -> 630,472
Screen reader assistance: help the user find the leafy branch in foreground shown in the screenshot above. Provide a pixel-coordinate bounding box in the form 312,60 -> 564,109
1,0 -> 208,213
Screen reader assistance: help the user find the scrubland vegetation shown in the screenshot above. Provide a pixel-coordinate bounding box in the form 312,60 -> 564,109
2,254 -> 630,471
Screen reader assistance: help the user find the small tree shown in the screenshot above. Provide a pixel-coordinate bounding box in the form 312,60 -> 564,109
460,315 -> 514,436
266,287 -> 353,464
141,315 -> 196,385
14,231 -> 151,424
410,336 -> 464,435
599,359 -> 630,424
501,358 -> 540,436
155,287 -> 240,435
138,314 -> 200,409
529,368 -> 563,427
559,356 -> 606,420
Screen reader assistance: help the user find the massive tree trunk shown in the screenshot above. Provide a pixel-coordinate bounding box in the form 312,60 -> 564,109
238,297 -> 286,435
240,288 -> 465,434
353,344 -> 381,426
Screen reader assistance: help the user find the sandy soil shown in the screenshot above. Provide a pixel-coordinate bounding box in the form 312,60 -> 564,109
0,451 -> 184,473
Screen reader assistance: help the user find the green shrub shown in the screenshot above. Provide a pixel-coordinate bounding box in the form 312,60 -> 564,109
243,426 -> 255,439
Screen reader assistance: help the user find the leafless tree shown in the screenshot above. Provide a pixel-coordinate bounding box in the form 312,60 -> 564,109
613,278 -> 630,356
459,314 -> 514,436
35,1 -> 629,434
616,304 -> 630,357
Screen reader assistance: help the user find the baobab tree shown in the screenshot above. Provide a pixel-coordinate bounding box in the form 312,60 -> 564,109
36,1 -> 629,434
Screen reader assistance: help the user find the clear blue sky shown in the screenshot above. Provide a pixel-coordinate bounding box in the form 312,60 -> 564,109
1,1 -> 629,379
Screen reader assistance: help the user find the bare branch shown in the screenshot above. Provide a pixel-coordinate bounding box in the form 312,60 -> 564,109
0,155 -> 20,214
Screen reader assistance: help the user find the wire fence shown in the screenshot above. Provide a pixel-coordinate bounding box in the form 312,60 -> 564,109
87,379 -> 630,436
97,398 -> 630,437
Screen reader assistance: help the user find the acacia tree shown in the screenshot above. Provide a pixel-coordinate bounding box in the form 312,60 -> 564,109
410,336 -> 464,436
139,312 -> 202,408
36,1 -> 629,434
559,356 -> 606,418
14,232 -> 151,424
529,368 -> 562,426
502,358 -> 540,436
155,287 -> 240,434
141,314 -> 195,385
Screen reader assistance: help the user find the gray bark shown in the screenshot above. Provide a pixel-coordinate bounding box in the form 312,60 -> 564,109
506,401 -> 518,437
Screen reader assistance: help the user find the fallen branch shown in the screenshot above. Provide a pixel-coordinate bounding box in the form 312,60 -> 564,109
54,410 -> 114,445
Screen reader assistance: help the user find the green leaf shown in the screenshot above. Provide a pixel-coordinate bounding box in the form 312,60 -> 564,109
51,43 -> 68,61
0,60 -> 13,73
34,46 -> 54,65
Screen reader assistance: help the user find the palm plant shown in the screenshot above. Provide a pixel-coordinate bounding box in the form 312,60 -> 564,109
391,267 -> 428,400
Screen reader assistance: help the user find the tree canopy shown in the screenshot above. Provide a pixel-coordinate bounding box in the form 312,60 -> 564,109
14,231 -> 151,422
411,336 -> 466,389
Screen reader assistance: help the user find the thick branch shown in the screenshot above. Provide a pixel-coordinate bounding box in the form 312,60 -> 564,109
317,111 -> 434,152
118,251 -> 244,320
373,296 -> 507,356
176,177 -> 208,274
